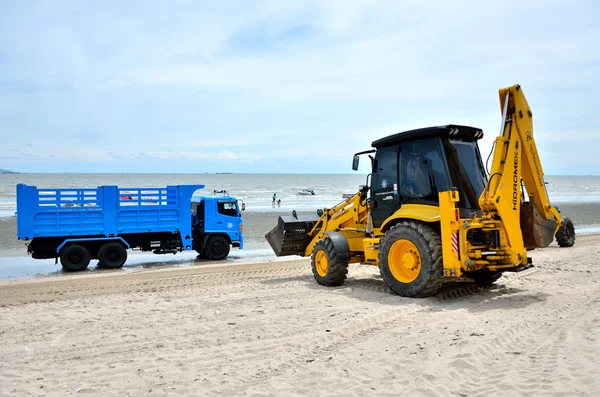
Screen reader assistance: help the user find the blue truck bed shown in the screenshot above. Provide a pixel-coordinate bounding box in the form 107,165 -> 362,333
16,184 -> 205,248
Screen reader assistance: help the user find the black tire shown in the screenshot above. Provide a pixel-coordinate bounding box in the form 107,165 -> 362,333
60,244 -> 91,272
97,242 -> 128,269
311,238 -> 349,287
467,269 -> 503,286
195,248 -> 208,259
555,217 -> 575,247
378,222 -> 443,298
205,235 -> 230,260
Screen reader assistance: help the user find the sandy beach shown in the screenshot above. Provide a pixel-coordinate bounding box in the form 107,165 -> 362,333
1,233 -> 598,396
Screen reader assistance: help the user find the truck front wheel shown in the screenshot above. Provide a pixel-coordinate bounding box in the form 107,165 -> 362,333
60,244 -> 91,272
98,242 -> 128,269
205,235 -> 230,260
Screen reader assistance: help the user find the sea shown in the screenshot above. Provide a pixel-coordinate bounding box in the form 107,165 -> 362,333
2,173 -> 600,218
1,173 -> 599,279
0,173 -> 369,218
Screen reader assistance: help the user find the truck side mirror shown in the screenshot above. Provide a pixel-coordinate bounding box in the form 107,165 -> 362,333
352,155 -> 360,171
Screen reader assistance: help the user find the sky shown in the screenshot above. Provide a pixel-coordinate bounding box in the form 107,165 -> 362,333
0,0 -> 599,175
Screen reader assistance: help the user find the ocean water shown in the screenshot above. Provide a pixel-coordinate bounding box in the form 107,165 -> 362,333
1,173 -> 600,218
0,174 -> 600,217
0,173 -> 369,218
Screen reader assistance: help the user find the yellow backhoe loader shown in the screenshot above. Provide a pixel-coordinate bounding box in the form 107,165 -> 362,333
265,84 -> 576,297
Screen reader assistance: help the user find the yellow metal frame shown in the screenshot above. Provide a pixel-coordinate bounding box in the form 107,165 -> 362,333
300,84 -> 561,280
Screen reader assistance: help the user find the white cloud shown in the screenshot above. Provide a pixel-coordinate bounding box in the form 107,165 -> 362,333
0,0 -> 598,174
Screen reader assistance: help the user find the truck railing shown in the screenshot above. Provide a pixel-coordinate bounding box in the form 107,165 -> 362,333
36,187 -> 102,210
118,187 -> 175,207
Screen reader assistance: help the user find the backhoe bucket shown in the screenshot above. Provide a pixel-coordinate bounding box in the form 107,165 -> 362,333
265,215 -> 319,256
521,201 -> 557,248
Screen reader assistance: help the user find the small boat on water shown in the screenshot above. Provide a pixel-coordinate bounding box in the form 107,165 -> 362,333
298,189 -> 316,196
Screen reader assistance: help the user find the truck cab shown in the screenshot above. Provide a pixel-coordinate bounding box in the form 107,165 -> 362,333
191,190 -> 244,260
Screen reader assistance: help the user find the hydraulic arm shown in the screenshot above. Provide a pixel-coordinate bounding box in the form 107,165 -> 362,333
479,84 -> 561,250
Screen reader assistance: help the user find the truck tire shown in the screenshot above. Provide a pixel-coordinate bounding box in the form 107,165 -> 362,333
379,222 -> 443,298
205,235 -> 230,260
311,237 -> 349,287
195,248 -> 208,259
98,242 -> 128,269
555,217 -> 575,247
60,244 -> 92,272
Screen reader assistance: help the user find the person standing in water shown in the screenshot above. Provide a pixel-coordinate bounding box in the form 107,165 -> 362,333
272,193 -> 276,208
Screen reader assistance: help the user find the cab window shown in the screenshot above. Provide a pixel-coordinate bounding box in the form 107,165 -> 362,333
400,138 -> 450,203
218,201 -> 238,217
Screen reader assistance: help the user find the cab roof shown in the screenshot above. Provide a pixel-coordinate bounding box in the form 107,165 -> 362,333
371,124 -> 484,149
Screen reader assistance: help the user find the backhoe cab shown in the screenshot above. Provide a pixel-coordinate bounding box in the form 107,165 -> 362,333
265,84 -> 575,298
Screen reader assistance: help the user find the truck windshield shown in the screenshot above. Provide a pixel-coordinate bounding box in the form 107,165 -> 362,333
443,139 -> 487,209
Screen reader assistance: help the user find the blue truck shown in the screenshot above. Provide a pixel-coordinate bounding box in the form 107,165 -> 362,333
15,184 -> 244,271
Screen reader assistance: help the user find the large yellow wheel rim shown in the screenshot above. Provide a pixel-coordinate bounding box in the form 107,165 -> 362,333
315,250 -> 329,277
388,239 -> 421,283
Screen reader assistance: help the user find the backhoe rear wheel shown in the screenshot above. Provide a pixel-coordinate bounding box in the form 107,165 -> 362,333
555,217 -> 575,247
467,269 -> 503,286
379,222 -> 443,298
311,238 -> 349,287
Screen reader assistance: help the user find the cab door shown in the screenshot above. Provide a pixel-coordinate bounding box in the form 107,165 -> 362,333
370,145 -> 400,227
216,200 -> 242,242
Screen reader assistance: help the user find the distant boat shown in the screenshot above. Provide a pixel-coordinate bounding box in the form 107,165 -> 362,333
342,193 -> 354,199
298,189 -> 316,196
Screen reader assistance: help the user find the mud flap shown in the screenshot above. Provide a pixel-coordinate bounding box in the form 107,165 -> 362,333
265,215 -> 320,256
521,201 -> 557,248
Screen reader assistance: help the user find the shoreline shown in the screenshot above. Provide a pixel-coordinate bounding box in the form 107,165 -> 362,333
3,200 -> 600,257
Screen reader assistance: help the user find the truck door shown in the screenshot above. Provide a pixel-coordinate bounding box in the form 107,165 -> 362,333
216,200 -> 242,240
370,145 -> 400,227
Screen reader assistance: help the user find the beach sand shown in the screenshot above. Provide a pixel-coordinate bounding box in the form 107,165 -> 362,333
1,234 -> 599,396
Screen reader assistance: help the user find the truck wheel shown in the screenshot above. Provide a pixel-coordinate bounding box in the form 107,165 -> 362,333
555,217 -> 575,247
205,235 -> 230,260
378,222 -> 443,298
467,269 -> 503,285
311,237 -> 349,287
98,242 -> 128,269
60,244 -> 91,272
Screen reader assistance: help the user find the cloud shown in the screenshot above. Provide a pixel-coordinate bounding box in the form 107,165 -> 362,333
0,0 -> 598,174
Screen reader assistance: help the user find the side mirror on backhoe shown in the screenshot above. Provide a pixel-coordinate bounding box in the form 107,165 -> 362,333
352,155 -> 360,171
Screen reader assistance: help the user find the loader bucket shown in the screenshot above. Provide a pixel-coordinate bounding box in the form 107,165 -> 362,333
265,215 -> 320,256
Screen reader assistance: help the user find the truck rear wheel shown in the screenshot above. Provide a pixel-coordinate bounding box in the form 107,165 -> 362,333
98,242 -> 128,269
555,217 -> 575,247
311,237 -> 348,286
60,244 -> 91,272
205,235 -> 230,260
379,222 -> 443,298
